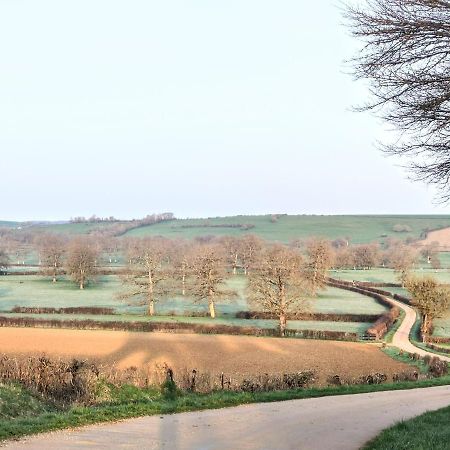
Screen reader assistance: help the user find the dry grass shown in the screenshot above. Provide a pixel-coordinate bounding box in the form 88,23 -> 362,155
0,328 -> 410,384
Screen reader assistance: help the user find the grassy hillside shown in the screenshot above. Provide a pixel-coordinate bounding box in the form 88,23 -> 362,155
124,215 -> 450,243
9,215 -> 450,243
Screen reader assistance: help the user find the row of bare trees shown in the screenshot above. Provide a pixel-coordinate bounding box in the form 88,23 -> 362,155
1,230 -> 443,335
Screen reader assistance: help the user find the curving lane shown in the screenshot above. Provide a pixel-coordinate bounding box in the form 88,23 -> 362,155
5,386 -> 450,450
383,296 -> 450,362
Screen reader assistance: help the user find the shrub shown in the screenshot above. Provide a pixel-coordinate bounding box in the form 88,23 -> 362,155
428,357 -> 448,377
239,371 -> 315,393
366,307 -> 400,340
0,355 -> 99,406
393,224 -> 412,233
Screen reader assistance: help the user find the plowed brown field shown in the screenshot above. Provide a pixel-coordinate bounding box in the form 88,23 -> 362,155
420,227 -> 450,250
0,328 -> 409,382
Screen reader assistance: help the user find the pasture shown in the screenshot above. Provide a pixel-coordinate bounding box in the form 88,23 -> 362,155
0,275 -> 384,334
331,268 -> 450,285
32,214 -> 450,244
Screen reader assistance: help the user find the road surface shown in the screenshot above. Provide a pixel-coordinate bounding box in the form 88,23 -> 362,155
385,296 -> 450,362
5,385 -> 450,450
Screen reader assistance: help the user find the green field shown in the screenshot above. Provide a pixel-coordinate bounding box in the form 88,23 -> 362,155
0,275 -> 386,317
433,312 -> 450,338
331,268 -> 450,339
331,268 -> 450,284
26,215 -> 450,244
0,275 -> 386,334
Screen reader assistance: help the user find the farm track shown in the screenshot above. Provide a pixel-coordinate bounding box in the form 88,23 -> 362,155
6,386 -> 450,450
385,296 -> 450,362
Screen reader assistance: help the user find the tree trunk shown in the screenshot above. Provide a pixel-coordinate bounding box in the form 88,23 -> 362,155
80,281 -> 84,290
148,270 -> 154,315
209,299 -> 216,319
279,313 -> 287,337
421,313 -> 432,341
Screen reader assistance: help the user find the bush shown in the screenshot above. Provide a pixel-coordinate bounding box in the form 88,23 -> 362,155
366,307 -> 400,340
0,355 -> 99,406
239,371 -> 315,393
393,224 -> 412,233
428,357 -> 448,377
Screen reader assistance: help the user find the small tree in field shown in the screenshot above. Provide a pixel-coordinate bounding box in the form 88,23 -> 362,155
171,239 -> 192,296
38,234 -> 66,283
0,248 -> 9,274
387,244 -> 418,287
248,244 -> 310,337
406,275 -> 450,340
66,238 -> 98,289
220,236 -> 241,275
121,238 -> 172,316
240,235 -> 263,275
187,244 -> 233,318
303,238 -> 334,293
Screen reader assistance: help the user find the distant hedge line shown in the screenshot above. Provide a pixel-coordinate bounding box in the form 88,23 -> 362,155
235,311 -> 379,323
10,306 -> 116,315
427,336 -> 450,344
327,279 -> 400,340
8,306 -> 379,323
426,342 -> 450,354
0,316 -> 359,341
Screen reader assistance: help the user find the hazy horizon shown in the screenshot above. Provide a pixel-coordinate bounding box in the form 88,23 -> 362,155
1,1 -> 448,221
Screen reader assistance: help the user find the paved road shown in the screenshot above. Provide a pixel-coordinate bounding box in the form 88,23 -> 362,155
385,296 -> 450,362
5,386 -> 450,450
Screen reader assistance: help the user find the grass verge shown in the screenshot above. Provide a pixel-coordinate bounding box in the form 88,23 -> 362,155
1,377 -> 450,442
364,405 -> 450,450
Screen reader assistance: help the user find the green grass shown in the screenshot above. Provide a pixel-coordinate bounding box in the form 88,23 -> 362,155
0,275 -> 385,333
433,312 -> 450,338
364,405 -> 450,450
31,215 -> 450,244
1,376 -> 450,443
331,268 -> 450,284
0,384 -> 54,420
382,347 -> 430,374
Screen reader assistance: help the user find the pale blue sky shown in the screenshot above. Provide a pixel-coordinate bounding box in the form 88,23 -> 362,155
0,0 -> 446,221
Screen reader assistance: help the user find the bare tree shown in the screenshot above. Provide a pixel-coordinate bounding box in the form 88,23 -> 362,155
352,243 -> 380,270
38,234 -> 66,283
121,238 -> 172,316
220,236 -> 241,275
406,275 -> 450,339
186,244 -> 233,318
171,239 -> 192,296
0,248 -> 9,274
240,235 -> 263,275
303,238 -> 334,292
333,247 -> 355,271
345,1 -> 450,199
247,244 -> 310,337
420,241 -> 440,264
66,238 -> 98,289
387,243 -> 418,286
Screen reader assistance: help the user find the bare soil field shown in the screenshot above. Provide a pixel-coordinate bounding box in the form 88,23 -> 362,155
0,328 -> 409,383
420,227 -> 450,250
